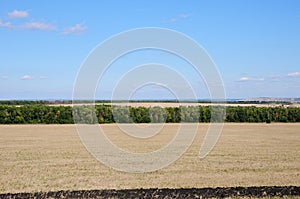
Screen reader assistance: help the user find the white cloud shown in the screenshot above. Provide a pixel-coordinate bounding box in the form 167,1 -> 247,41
288,72 -> 300,77
239,77 -> 251,81
21,75 -> 34,80
0,20 -> 57,31
163,18 -> 177,23
8,10 -> 29,19
0,21 -> 12,28
179,13 -> 191,19
256,78 -> 264,81
62,23 -> 87,35
164,13 -> 191,23
20,22 -> 56,31
238,77 -> 264,82
2,11 -> 85,34
1,76 -> 8,80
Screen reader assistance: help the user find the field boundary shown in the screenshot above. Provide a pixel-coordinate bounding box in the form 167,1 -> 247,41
1,186 -> 299,198
1,104 -> 300,124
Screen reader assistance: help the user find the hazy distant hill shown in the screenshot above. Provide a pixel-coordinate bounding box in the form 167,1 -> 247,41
241,97 -> 300,103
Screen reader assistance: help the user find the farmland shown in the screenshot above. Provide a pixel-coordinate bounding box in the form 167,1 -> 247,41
0,123 -> 299,194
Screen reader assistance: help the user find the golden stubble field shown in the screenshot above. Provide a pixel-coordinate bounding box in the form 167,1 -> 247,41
0,123 -> 299,194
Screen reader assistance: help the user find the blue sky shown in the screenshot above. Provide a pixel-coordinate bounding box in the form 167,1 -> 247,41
0,0 -> 300,100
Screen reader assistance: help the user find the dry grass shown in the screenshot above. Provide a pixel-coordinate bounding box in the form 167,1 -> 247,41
0,123 -> 299,193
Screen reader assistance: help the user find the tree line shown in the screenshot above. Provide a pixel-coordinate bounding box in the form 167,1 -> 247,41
0,104 -> 300,124
1,99 -> 297,105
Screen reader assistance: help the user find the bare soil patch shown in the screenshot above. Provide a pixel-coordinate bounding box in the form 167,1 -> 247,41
0,186 -> 299,198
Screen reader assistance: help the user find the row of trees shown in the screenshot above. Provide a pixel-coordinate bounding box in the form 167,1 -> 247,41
0,105 -> 73,124
0,105 -> 300,124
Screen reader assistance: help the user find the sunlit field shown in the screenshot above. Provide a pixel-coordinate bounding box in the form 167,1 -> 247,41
0,123 -> 299,194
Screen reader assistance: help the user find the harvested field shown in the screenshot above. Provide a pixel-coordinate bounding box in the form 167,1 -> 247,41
0,124 -> 299,194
